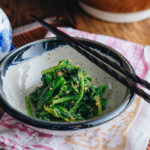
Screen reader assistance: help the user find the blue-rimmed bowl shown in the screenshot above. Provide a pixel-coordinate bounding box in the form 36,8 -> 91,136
0,8 -> 12,60
0,38 -> 135,135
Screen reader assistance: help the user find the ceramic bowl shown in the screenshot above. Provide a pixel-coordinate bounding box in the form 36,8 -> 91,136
78,0 -> 150,23
0,37 -> 135,135
0,8 -> 12,60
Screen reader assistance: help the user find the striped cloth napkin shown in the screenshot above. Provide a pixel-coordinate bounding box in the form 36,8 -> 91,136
0,27 -> 150,150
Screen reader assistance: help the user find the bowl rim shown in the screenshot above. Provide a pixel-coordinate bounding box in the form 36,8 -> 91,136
0,37 -> 135,131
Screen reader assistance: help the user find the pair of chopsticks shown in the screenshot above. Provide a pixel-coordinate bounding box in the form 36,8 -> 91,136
30,15 -> 150,103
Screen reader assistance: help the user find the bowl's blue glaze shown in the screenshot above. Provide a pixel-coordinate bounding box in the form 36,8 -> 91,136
0,38 -> 135,134
0,8 -> 12,60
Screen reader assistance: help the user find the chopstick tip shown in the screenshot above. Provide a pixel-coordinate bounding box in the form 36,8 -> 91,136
30,14 -> 37,20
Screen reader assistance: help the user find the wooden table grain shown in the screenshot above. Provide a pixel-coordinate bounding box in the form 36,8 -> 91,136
0,0 -> 150,149
1,0 -> 150,45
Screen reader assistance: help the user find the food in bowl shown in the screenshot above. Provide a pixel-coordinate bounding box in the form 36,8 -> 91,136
0,38 -> 135,134
25,59 -> 107,122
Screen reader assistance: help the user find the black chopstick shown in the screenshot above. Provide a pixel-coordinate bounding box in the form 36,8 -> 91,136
30,15 -> 150,103
30,15 -> 150,90
63,0 -> 76,25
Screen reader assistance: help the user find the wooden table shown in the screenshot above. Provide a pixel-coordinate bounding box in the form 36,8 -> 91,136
1,0 -> 150,45
0,0 -> 150,149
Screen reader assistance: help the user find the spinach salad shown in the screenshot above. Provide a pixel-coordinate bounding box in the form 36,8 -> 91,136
25,60 -> 108,122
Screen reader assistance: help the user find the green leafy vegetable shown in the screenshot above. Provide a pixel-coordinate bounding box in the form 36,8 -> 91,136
25,60 -> 108,122
25,96 -> 33,117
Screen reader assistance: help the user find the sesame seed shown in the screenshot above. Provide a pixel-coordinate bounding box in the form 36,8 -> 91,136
68,59 -> 71,62
84,86 -> 88,91
71,117 -> 76,121
57,71 -> 62,76
96,102 -> 99,106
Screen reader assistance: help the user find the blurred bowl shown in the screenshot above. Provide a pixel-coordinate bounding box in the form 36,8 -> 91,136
0,37 -> 135,135
78,0 -> 150,23
0,8 -> 12,60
